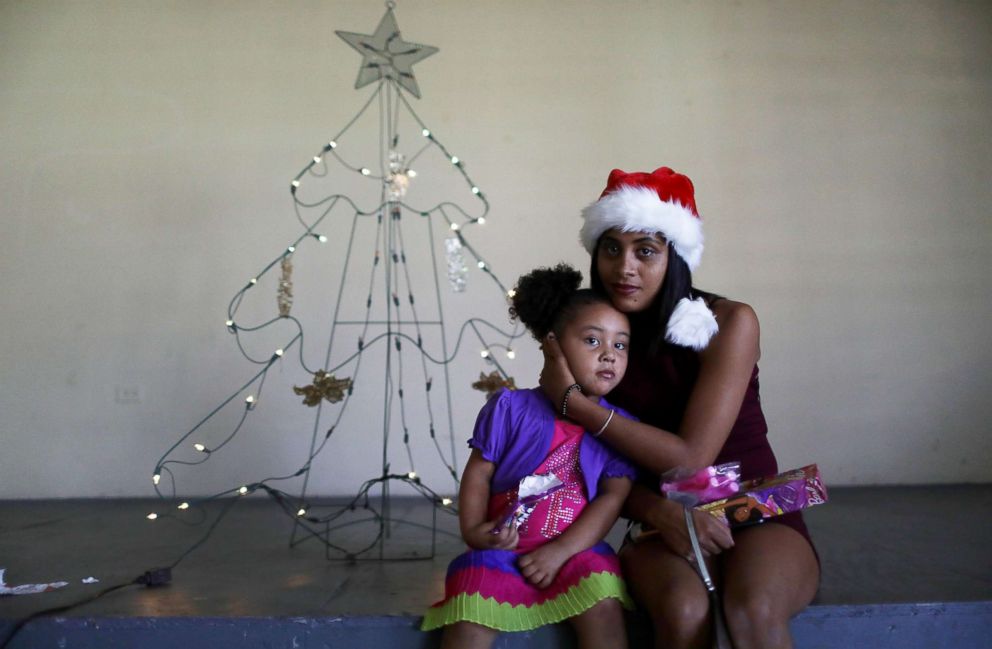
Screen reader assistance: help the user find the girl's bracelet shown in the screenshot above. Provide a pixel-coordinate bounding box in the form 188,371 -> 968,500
592,409 -> 615,437
560,383 -> 582,417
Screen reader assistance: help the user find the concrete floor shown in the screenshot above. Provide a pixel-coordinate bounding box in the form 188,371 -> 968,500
1,485 -> 990,622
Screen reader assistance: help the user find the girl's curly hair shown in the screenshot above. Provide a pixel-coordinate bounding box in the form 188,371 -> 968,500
509,263 -> 612,340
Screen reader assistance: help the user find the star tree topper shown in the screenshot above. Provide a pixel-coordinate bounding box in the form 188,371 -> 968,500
336,6 -> 439,99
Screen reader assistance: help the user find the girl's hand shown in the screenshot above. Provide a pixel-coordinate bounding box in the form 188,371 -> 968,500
649,499 -> 734,559
518,542 -> 571,589
464,519 -> 519,551
539,333 -> 577,409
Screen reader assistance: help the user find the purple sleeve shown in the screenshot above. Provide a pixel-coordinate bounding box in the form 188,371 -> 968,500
467,389 -> 512,464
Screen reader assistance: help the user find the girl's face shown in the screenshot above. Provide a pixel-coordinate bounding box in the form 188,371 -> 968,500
595,229 -> 668,314
556,302 -> 630,398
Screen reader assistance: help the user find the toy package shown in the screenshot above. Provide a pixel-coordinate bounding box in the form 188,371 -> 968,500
696,464 -> 827,528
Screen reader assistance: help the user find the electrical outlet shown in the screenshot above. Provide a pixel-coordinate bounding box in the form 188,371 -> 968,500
115,385 -> 143,404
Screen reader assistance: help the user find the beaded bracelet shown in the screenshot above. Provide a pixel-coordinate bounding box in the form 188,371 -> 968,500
592,409 -> 615,438
560,383 -> 583,417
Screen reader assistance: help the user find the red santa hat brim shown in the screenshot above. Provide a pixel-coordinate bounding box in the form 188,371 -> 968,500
580,185 -> 704,271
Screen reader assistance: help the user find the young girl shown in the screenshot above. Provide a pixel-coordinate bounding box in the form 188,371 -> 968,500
422,264 -> 637,649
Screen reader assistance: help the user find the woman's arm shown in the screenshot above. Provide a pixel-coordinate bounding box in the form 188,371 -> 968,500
623,482 -> 734,557
517,476 -> 631,588
459,449 -> 519,550
542,300 -> 760,474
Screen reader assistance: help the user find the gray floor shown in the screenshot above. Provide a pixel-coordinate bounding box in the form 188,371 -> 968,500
1,485 -> 990,621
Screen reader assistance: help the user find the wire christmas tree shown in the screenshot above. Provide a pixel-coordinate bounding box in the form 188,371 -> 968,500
148,3 -> 521,560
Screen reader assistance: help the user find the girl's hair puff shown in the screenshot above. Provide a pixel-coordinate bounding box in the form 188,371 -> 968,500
509,263 -> 612,341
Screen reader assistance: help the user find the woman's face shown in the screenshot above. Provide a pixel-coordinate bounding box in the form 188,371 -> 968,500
556,302 -> 630,398
595,229 -> 668,313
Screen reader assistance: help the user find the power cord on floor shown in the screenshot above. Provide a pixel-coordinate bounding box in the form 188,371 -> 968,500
0,497 -> 239,649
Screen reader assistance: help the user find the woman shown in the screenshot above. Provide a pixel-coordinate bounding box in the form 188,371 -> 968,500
540,167 -> 819,649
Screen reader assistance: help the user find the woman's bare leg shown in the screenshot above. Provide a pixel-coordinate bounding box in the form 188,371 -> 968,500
621,538 -> 712,649
720,523 -> 820,649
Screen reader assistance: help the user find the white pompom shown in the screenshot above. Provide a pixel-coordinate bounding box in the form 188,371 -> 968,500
665,296 -> 718,350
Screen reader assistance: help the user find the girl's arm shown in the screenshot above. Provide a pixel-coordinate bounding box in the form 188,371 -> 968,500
542,300 -> 760,474
459,449 -> 519,551
517,476 -> 631,589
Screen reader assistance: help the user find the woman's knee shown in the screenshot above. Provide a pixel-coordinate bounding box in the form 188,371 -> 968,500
722,592 -> 791,649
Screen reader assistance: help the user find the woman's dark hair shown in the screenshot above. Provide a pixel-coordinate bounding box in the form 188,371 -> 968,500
509,263 -> 612,341
589,239 -> 715,354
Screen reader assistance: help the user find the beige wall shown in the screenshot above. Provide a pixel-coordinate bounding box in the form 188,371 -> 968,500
2,0 -> 990,498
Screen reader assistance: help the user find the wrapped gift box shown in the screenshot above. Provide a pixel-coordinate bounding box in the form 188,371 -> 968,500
697,464 -> 827,528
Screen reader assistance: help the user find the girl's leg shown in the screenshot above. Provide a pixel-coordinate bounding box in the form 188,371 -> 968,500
569,598 -> 627,649
440,622 -> 498,649
620,538 -> 712,649
720,523 -> 820,649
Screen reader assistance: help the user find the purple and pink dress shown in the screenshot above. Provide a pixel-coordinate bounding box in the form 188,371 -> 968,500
422,388 -> 637,632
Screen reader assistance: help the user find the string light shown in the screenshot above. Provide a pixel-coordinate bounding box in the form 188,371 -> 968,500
360,168 -> 371,176
287,246 -> 295,253
239,486 -> 249,495
450,156 -> 459,165
152,474 -> 161,485
506,350 -> 516,360
146,513 -> 158,520
328,140 -> 337,149
225,320 -> 234,328
246,395 -> 256,409
507,289 -> 517,298
407,471 -> 418,480
422,128 -> 430,137
450,223 -> 459,231
297,508 -> 307,517
193,443 -> 207,453
471,187 -> 479,194
275,349 -> 284,357
480,350 -> 489,359
477,217 -> 486,224
317,234 -> 328,243
291,180 -> 300,188
313,156 -> 322,164
441,498 -> 453,507
178,502 -> 189,510
407,169 -> 417,178
477,261 -> 486,269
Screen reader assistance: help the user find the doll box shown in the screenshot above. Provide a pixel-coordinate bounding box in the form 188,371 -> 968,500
696,464 -> 827,528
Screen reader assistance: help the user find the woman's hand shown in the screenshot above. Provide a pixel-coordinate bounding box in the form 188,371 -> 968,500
647,498 -> 734,559
518,542 -> 572,589
463,519 -> 519,551
539,333 -> 577,409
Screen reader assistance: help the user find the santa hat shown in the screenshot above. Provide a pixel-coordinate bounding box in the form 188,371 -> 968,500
580,166 -> 717,350
580,166 -> 703,270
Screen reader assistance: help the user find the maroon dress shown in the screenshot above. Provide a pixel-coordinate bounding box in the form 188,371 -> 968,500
608,334 -> 817,556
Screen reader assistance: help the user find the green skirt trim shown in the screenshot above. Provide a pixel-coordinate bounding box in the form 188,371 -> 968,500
421,571 -> 634,632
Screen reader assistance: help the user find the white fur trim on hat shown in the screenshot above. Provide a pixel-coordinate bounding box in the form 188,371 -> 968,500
665,296 -> 718,350
580,185 -> 704,271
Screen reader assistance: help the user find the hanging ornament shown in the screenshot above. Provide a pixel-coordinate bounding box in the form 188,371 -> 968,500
335,4 -> 439,99
445,235 -> 468,292
277,254 -> 294,316
293,370 -> 353,407
387,150 -> 411,200
472,371 -> 516,399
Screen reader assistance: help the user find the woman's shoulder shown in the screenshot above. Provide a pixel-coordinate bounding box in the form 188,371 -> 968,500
703,297 -> 760,361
